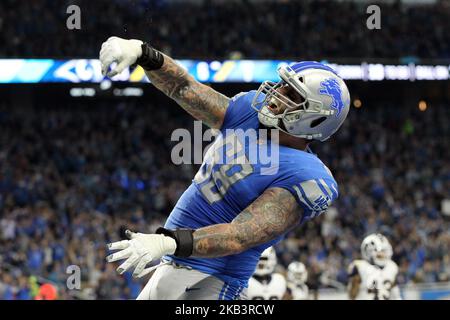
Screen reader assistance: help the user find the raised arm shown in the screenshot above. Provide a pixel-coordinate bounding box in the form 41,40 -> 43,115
144,55 -> 229,129
99,37 -> 229,128
192,187 -> 302,258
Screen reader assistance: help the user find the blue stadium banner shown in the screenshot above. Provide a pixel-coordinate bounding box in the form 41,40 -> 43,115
0,59 -> 449,83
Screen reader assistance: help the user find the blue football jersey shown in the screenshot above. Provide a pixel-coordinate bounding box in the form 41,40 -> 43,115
163,90 -> 338,297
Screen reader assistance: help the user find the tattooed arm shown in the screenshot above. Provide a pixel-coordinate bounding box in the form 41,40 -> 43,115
192,187 -> 302,258
144,55 -> 230,129
106,187 -> 301,277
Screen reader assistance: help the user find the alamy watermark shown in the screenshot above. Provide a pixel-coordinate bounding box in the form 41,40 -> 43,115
366,5 -> 381,30
170,121 -> 281,176
66,265 -> 81,290
66,5 -> 81,30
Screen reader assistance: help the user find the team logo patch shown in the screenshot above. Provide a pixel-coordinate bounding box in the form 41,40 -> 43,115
319,78 -> 344,117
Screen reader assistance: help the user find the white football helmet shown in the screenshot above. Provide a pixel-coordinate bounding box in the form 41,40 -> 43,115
254,247 -> 277,276
251,61 -> 350,141
287,262 -> 308,285
361,233 -> 393,267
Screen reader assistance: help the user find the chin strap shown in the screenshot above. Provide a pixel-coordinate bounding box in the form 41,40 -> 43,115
258,105 -> 280,128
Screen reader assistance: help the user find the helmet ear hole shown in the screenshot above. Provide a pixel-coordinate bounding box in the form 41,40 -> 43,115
310,117 -> 326,128
304,101 -> 309,109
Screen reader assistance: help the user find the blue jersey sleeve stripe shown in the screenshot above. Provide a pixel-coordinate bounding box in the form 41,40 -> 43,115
299,180 -> 325,208
330,182 -> 339,198
293,185 -> 315,211
320,178 -> 337,199
222,284 -> 231,300
233,286 -> 244,300
316,178 -> 332,199
218,283 -> 228,300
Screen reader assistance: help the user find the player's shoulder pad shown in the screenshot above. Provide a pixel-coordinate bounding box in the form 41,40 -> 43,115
272,273 -> 287,284
221,90 -> 258,131
230,91 -> 249,102
348,260 -> 364,277
229,90 -> 259,106
275,155 -> 338,199
387,260 -> 399,273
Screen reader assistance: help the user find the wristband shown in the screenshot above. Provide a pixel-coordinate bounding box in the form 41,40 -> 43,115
135,43 -> 164,71
155,227 -> 194,258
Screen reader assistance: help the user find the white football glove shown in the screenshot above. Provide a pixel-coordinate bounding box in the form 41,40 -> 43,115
106,229 -> 177,278
99,36 -> 143,77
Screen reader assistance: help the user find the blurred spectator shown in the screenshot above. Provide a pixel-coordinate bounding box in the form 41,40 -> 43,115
0,0 -> 449,60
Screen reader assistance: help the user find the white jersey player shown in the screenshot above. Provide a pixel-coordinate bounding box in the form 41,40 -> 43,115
247,247 -> 287,300
348,233 -> 402,300
286,262 -> 309,300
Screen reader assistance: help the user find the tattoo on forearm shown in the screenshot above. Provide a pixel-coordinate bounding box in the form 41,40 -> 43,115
192,188 -> 301,258
145,55 -> 229,128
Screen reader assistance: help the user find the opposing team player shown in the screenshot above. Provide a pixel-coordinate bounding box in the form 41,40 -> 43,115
348,233 -> 402,300
286,262 -> 309,300
100,36 -> 350,300
247,247 -> 287,300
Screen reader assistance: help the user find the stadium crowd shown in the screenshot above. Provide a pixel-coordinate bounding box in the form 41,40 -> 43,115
0,0 -> 449,60
0,96 -> 448,299
0,0 -> 449,302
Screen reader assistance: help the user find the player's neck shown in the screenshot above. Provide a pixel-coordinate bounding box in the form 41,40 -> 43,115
278,132 -> 310,151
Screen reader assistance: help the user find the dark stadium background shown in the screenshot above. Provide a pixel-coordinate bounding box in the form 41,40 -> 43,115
0,0 -> 449,300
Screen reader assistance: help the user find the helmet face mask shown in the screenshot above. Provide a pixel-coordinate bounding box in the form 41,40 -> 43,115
259,80 -> 308,115
372,251 -> 390,267
251,61 -> 350,142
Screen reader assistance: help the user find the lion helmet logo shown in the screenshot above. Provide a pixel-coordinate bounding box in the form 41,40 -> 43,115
319,78 -> 344,117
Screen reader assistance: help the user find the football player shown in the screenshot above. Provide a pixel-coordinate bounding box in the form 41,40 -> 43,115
100,36 -> 350,300
348,233 -> 402,300
286,262 -> 309,300
247,247 -> 287,300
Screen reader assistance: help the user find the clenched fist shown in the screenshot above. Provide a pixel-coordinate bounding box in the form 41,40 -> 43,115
99,36 -> 143,77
